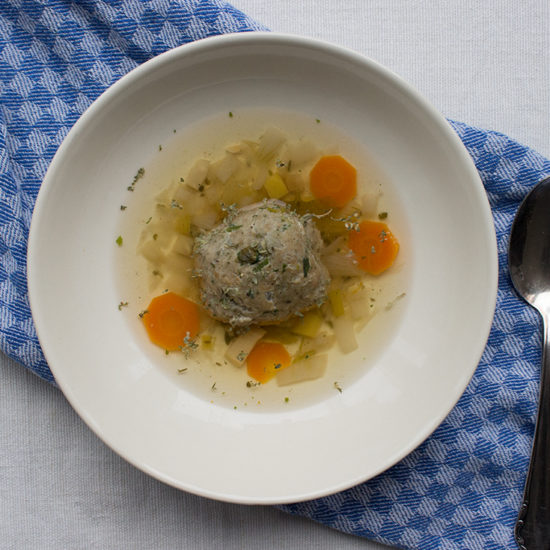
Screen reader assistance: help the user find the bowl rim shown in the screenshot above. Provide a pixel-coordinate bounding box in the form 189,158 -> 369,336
28,31 -> 498,504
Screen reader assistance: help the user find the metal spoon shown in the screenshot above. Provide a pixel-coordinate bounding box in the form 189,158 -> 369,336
509,176 -> 550,549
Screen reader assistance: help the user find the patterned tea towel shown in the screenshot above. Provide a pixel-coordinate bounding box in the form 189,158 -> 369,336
1,2 -> 549,549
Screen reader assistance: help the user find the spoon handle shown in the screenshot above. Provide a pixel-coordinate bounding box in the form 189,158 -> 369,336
515,312 -> 550,549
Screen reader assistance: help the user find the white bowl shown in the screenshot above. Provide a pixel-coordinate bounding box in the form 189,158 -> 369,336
27,32 -> 497,504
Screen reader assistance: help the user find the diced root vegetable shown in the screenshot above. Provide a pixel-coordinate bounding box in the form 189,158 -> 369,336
264,173 -> 288,199
285,139 -> 319,167
257,127 -> 286,159
185,159 -> 210,190
211,154 -> 240,183
332,315 -> 358,353
224,327 -> 266,367
328,289 -> 345,317
322,236 -> 346,255
276,354 -> 328,386
361,190 -> 380,218
284,172 -> 307,193
246,341 -> 292,383
322,252 -> 364,277
161,271 -> 195,297
139,239 -> 166,265
169,234 -> 194,256
299,331 -> 335,355
192,207 -> 218,230
347,287 -> 373,320
162,253 -> 193,277
291,311 -> 323,338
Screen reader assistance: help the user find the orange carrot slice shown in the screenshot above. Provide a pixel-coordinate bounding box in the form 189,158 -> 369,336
347,220 -> 399,275
142,292 -> 199,351
246,341 -> 291,384
309,155 -> 357,208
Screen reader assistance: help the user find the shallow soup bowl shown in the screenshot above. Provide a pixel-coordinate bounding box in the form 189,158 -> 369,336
27,32 -> 497,504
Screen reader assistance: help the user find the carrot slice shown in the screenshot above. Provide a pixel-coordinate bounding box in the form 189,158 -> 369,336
142,292 -> 199,351
309,155 -> 357,208
246,341 -> 292,384
347,220 -> 399,275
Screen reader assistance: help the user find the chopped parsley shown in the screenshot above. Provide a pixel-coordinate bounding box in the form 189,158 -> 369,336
115,235 -> 123,247
253,258 -> 269,272
302,256 -> 310,277
334,381 -> 343,393
226,224 -> 243,232
138,309 -> 148,318
120,205 -> 127,211
378,211 -> 388,220
228,111 -> 233,118
117,301 -> 128,310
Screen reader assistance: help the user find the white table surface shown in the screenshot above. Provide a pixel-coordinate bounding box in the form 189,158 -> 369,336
2,1 -> 549,549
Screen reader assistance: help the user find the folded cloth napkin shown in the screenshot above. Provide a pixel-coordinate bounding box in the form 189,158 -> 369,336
1,2 -> 549,549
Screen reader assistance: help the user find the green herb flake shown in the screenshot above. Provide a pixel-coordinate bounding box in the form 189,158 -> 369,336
153,233 -> 158,240
117,301 -> 128,311
284,397 -> 290,403
211,382 -> 217,392
120,205 -> 127,211
115,235 -> 123,247
138,309 -> 148,319
228,111 -> 234,118
302,256 -> 310,277
253,258 -> 269,272
334,381 -> 343,393
315,118 -> 321,123
378,211 -> 388,220
177,367 -> 188,373
226,224 -> 243,232
158,144 -> 162,151
145,216 -> 152,224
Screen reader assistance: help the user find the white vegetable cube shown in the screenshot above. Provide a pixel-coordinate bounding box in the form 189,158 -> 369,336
276,354 -> 328,386
257,127 -> 286,160
333,316 -> 358,353
285,139 -> 319,167
264,173 -> 288,199
185,158 -> 210,190
138,239 -> 166,265
162,252 -> 194,278
225,327 -> 266,367
361,189 -> 380,218
169,234 -> 194,256
211,154 -> 241,183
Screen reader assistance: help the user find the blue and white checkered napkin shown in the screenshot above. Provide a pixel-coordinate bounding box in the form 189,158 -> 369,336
1,2 -> 549,549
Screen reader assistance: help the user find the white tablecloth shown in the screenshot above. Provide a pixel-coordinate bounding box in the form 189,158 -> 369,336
2,2 -> 549,549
